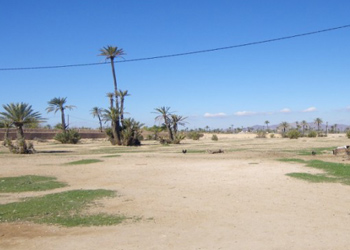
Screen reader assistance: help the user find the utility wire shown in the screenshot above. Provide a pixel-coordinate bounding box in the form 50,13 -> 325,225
1,24 -> 349,71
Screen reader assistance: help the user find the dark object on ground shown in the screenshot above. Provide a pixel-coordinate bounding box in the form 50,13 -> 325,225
182,149 -> 187,154
207,149 -> 224,154
311,151 -> 316,156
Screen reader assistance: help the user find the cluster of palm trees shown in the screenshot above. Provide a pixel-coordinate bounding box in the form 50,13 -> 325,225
278,118 -> 324,135
97,46 -> 143,146
154,106 -> 187,143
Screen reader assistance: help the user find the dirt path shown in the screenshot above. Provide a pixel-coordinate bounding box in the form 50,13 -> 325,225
1,134 -> 350,249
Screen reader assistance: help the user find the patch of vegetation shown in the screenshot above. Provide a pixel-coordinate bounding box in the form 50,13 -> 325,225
54,129 -> 81,144
65,159 -> 103,165
211,134 -> 218,141
286,173 -> 337,183
0,189 -> 127,227
297,147 -> 334,156
307,131 -> 317,138
256,131 -> 266,138
0,175 -> 67,193
186,131 -> 204,140
346,130 -> 350,139
282,158 -> 350,185
287,129 -> 301,139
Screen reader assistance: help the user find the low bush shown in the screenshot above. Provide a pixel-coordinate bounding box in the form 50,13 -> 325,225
54,129 -> 81,144
308,131 -> 317,138
287,129 -> 301,139
346,130 -> 350,139
256,131 -> 266,138
211,134 -> 218,141
186,131 -> 204,140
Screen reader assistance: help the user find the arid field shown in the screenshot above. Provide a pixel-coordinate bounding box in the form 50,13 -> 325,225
1,133 -> 350,250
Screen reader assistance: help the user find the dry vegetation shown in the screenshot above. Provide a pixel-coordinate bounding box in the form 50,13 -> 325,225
1,133 -> 350,249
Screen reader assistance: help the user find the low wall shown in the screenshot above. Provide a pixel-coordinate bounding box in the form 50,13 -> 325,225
0,129 -> 106,140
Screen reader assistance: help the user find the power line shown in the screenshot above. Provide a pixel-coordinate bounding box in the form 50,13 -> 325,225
1,24 -> 349,71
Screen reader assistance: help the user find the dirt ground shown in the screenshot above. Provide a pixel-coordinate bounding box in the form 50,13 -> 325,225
1,133 -> 350,250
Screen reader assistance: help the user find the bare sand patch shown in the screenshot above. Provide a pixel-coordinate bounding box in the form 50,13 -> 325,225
1,134 -> 350,249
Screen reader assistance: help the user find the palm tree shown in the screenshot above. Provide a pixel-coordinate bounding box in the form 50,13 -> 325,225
265,120 -> 270,131
90,107 -> 103,132
314,118 -> 323,132
279,121 -> 289,134
102,107 -> 120,145
0,103 -> 44,153
117,89 -> 130,125
301,120 -> 308,135
154,107 -> 174,141
171,114 -> 187,136
99,46 -> 125,93
46,97 -> 75,133
106,92 -> 114,109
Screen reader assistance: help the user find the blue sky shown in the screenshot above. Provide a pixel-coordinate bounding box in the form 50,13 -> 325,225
1,0 -> 350,130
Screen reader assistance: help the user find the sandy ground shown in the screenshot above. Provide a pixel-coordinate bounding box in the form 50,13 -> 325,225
1,133 -> 350,249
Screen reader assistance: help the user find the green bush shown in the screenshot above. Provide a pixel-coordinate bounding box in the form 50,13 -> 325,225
308,131 -> 317,138
346,130 -> 350,139
287,129 -> 300,139
270,133 -> 275,138
186,131 -> 204,140
211,134 -> 218,141
54,130 -> 81,144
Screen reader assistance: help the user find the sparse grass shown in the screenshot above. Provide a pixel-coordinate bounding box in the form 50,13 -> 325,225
0,175 -> 67,193
282,158 -> 350,185
184,149 -> 206,154
65,159 -> 103,165
0,189 -> 127,227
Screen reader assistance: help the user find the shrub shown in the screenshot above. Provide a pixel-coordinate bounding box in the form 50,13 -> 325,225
256,131 -> 266,138
54,130 -> 81,144
186,131 -> 204,140
308,131 -> 317,138
287,129 -> 300,139
270,133 -> 275,138
346,130 -> 350,139
211,134 -> 218,141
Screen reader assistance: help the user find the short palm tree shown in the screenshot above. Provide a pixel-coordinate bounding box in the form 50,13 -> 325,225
0,103 -> 44,153
90,107 -> 103,132
154,107 -> 174,141
171,114 -> 187,136
117,90 -> 130,125
301,120 -> 308,135
314,118 -> 323,131
46,97 -> 75,133
279,121 -> 289,134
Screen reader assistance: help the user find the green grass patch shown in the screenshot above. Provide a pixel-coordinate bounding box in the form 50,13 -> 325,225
101,154 -> 121,158
282,159 -> 350,185
0,175 -> 67,193
278,158 -> 306,163
286,173 -> 338,183
65,159 -> 103,165
0,189 -> 127,227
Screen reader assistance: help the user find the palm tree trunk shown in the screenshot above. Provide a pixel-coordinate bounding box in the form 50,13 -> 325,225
61,108 -> 66,132
98,116 -> 103,132
16,125 -> 28,153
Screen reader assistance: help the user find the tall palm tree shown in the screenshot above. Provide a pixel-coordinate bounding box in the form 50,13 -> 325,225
171,114 -> 187,136
99,46 -> 125,94
279,121 -> 289,134
46,97 -> 75,133
265,120 -> 270,131
90,107 -> 103,132
0,103 -> 44,153
154,107 -> 174,141
314,118 -> 323,132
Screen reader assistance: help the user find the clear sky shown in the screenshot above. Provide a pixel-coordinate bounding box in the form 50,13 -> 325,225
1,0 -> 350,130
